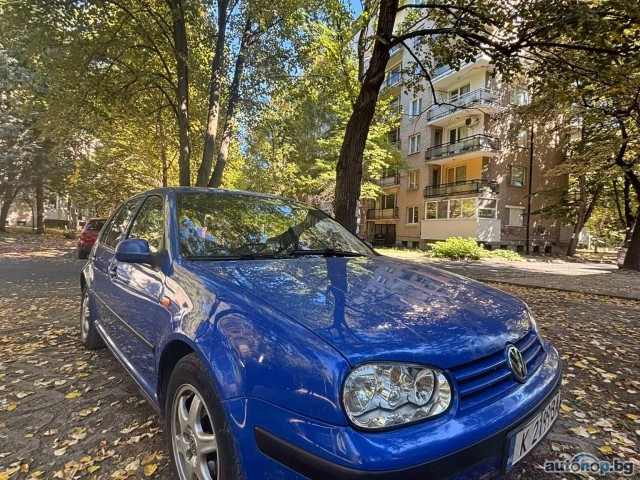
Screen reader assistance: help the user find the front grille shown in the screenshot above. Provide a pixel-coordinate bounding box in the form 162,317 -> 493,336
450,331 -> 546,410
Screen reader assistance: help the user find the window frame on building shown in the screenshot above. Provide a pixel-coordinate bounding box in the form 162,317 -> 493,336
408,170 -> 420,190
446,165 -> 467,184
409,133 -> 421,154
509,165 -> 527,187
424,197 -> 498,220
386,64 -> 402,87
406,206 -> 420,225
506,205 -> 526,227
516,129 -> 529,148
381,193 -> 396,210
510,86 -> 530,106
410,97 -> 423,116
449,83 -> 471,102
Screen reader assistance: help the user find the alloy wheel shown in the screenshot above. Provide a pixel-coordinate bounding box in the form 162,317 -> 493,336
171,385 -> 219,480
81,292 -> 90,340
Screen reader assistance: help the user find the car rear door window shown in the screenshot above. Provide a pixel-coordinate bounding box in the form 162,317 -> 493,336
102,198 -> 143,249
127,195 -> 164,253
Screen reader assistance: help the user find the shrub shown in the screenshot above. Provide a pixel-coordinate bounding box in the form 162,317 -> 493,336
488,249 -> 522,262
63,230 -> 78,239
430,237 -> 487,260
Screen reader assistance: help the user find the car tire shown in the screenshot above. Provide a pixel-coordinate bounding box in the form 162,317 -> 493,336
78,250 -> 88,260
166,353 -> 243,480
80,287 -> 105,350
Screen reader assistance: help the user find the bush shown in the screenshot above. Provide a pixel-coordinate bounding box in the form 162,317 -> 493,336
488,249 -> 522,262
430,237 -> 487,260
63,230 -> 78,239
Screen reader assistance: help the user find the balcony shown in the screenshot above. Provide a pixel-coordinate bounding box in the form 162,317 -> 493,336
379,174 -> 400,188
383,72 -> 403,90
425,134 -> 501,163
424,179 -> 498,198
367,208 -> 399,220
427,88 -> 502,126
430,54 -> 492,89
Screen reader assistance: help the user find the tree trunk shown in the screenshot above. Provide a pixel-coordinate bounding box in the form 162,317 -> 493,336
168,0 -> 191,186
623,210 -> 640,270
197,0 -> 229,187
35,181 -> 45,234
0,186 -> 19,233
566,176 -> 602,256
623,176 -> 635,242
209,17 -> 251,188
156,107 -> 169,187
334,0 -> 399,232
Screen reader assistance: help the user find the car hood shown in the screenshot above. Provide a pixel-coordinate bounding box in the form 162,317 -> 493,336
195,256 -> 532,367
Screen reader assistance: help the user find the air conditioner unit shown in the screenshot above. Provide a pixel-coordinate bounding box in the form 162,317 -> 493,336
465,116 -> 480,127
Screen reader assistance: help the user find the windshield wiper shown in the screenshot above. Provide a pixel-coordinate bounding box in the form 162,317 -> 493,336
286,248 -> 365,257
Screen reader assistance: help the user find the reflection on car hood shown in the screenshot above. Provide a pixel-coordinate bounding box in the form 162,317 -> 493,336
196,256 -> 532,367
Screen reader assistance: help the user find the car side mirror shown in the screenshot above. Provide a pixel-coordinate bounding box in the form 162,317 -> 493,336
115,239 -> 154,265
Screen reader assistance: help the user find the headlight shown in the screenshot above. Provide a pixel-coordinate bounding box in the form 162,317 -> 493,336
342,363 -> 452,430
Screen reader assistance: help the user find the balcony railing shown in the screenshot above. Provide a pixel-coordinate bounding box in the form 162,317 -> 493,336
425,134 -> 501,162
384,72 -> 403,89
379,174 -> 400,188
367,207 -> 399,220
424,179 -> 499,198
427,88 -> 501,122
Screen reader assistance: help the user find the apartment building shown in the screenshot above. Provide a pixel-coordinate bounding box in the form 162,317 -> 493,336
364,33 -> 569,252
5,193 -> 91,229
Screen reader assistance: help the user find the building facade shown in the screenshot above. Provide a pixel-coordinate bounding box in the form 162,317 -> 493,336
364,34 -> 569,252
5,193 -> 91,230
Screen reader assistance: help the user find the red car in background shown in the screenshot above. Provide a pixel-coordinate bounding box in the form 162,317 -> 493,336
77,218 -> 106,259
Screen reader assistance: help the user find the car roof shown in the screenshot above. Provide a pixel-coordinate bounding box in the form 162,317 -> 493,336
140,187 -> 306,205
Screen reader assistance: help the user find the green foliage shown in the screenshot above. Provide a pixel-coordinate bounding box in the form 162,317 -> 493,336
430,237 -> 487,260
488,249 -> 523,262
241,6 -> 402,206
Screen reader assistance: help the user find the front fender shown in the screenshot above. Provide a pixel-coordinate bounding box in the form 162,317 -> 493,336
162,262 -> 351,426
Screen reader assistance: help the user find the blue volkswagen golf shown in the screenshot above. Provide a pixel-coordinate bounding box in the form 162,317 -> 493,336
80,188 -> 562,479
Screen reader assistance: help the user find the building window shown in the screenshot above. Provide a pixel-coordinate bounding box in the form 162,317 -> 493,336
510,86 -> 530,106
506,206 -> 525,226
410,97 -> 422,116
389,128 -> 400,148
390,96 -> 402,114
406,206 -> 419,224
424,198 -> 497,220
449,83 -> 470,102
462,198 -> 476,218
408,170 -> 420,189
510,166 -> 526,187
409,134 -> 421,154
449,199 -> 462,219
381,194 -> 396,209
426,202 -> 437,219
478,199 -> 497,219
446,165 -> 466,184
516,129 -> 529,148
448,125 -> 469,144
386,64 -> 402,87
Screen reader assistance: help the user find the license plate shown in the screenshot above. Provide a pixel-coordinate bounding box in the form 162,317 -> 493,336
506,392 -> 561,470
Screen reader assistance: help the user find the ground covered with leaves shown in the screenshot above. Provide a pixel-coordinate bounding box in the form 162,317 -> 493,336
0,237 -> 638,479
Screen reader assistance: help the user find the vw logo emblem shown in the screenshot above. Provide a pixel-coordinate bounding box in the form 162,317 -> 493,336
506,345 -> 527,383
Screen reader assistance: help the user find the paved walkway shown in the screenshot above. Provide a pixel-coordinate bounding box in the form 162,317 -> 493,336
384,253 -> 640,300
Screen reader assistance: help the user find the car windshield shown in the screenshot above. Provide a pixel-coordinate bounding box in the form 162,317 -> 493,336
86,220 -> 105,231
176,192 -> 372,260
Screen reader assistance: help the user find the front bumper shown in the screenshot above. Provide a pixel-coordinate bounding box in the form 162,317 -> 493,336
224,342 -> 562,480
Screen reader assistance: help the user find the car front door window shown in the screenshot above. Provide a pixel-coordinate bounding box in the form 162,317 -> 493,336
127,195 -> 164,252
102,198 -> 143,249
